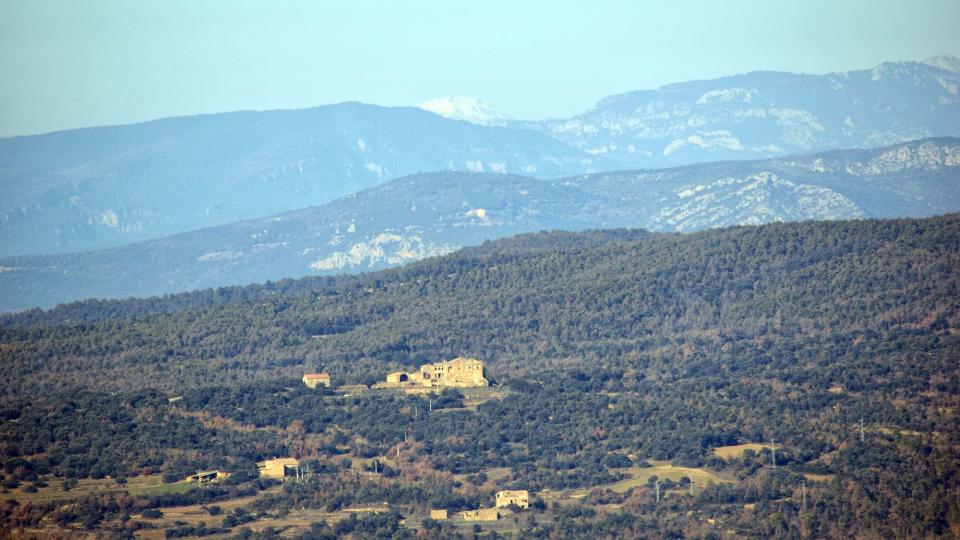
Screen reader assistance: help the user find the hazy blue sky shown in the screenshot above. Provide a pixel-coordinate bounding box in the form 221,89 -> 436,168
2,0 -> 959,136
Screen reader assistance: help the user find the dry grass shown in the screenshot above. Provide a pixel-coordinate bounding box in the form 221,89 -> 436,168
132,485 -> 285,538
544,461 -> 731,501
712,443 -> 774,459
2,475 -> 198,504
459,386 -> 510,409
602,463 -> 729,493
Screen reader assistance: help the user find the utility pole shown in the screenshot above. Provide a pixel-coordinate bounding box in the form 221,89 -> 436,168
771,437 -> 776,470
860,418 -> 865,443
414,405 -> 418,421
801,481 -> 807,514
655,480 -> 661,503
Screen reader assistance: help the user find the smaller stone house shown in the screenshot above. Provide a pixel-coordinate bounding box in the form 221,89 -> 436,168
386,372 -> 410,384
429,509 -> 448,520
302,373 -> 331,388
257,457 -> 299,479
495,489 -> 529,509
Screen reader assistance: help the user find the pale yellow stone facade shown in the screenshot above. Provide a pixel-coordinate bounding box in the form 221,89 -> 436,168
495,490 -> 529,509
257,457 -> 299,479
386,371 -> 411,384
302,373 -> 330,388
384,357 -> 488,388
429,509 -> 448,520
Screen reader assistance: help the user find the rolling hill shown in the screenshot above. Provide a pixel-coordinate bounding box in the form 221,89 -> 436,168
0,138 -> 957,311
1,214 -> 957,538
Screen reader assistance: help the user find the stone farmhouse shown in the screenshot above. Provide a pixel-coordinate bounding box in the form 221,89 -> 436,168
495,490 -> 529,509
257,457 -> 299,479
302,372 -> 331,388
385,357 -> 488,388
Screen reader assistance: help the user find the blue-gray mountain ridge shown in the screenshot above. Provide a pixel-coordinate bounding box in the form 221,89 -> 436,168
1,137 -> 957,311
2,56 -> 958,258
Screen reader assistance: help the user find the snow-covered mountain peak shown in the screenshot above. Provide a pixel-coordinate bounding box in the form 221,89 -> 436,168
417,96 -> 508,126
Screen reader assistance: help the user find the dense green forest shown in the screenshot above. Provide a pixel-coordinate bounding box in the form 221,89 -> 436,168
1,216 -> 958,538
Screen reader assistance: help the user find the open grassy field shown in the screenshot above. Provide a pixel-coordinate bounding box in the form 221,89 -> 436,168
133,485 -> 285,536
541,461 -> 732,502
602,462 -> 730,493
712,443 -> 774,459
365,384 -> 509,410
459,386 -> 511,409
2,475 -> 198,504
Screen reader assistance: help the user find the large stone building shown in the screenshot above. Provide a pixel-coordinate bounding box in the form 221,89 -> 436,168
385,357 -> 488,388
495,490 -> 529,509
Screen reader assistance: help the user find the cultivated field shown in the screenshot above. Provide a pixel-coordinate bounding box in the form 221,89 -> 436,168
712,443 -> 774,459
2,475 -> 196,504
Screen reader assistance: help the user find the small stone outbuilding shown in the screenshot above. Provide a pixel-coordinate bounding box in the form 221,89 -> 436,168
302,373 -> 331,388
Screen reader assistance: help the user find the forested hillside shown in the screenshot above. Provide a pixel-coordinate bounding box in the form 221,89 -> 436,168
2,216 -> 956,395
1,216 -> 958,538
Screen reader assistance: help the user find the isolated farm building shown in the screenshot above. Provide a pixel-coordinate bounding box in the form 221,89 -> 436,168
257,457 -> 299,479
186,470 -> 229,483
429,509 -> 448,520
495,489 -> 529,509
302,372 -> 331,388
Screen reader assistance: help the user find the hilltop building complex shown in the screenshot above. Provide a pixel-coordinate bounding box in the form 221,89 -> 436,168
385,357 -> 488,388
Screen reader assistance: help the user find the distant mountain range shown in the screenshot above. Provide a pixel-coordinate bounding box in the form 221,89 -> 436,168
2,137 -> 957,311
0,103 -> 596,257
513,55 -> 960,168
2,57 -> 958,258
